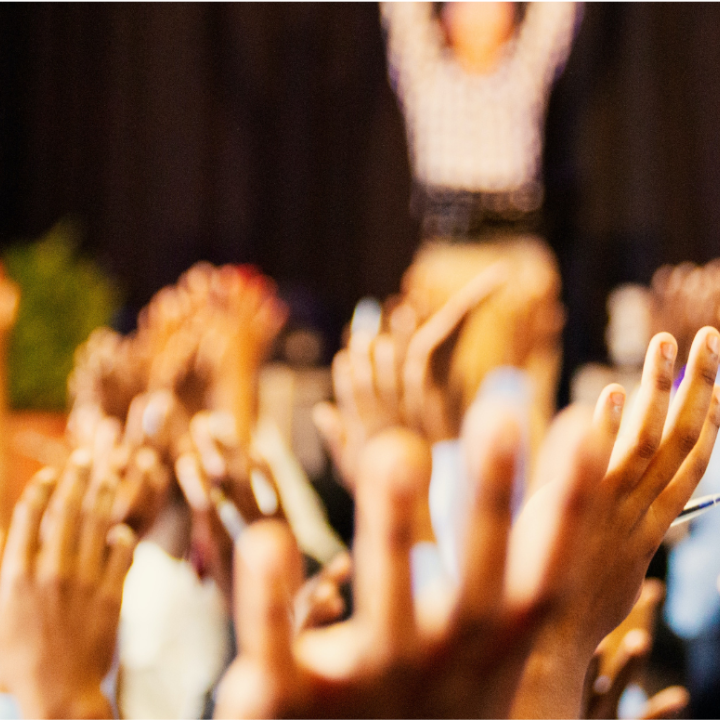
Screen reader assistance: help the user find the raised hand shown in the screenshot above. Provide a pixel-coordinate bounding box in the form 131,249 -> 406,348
215,420 -> 549,719
314,262 -> 507,489
0,450 -> 137,719
581,579 -> 688,720
293,550 -> 352,633
174,410 -> 286,605
511,327 -> 720,718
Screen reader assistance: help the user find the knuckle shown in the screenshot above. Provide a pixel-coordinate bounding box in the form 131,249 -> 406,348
677,427 -> 701,455
564,486 -> 591,518
478,481 -> 513,518
687,454 -> 710,483
653,373 -> 673,394
386,520 -> 413,553
76,573 -> 98,597
97,586 -> 121,611
700,367 -> 718,388
40,571 -> 71,596
635,434 -> 659,460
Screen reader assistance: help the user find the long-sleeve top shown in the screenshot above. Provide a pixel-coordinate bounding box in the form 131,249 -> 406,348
381,2 -> 580,210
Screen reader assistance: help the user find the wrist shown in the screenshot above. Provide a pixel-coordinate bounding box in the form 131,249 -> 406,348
511,617 -> 596,719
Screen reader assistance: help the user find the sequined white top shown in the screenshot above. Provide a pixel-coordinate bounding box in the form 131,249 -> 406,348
382,2 -> 579,208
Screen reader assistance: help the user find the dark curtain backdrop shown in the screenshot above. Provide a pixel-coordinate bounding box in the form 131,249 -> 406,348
2,3 -> 720,395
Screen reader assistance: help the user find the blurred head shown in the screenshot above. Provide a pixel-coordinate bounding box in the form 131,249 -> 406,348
439,2 -> 521,74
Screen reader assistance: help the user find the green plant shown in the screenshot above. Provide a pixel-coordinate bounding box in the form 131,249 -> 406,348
3,219 -> 121,410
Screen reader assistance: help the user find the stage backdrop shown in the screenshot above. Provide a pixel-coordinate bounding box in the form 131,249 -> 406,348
3,3 -> 720,393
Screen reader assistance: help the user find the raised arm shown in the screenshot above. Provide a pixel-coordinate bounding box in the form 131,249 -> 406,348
380,2 -> 443,106
513,2 -> 581,99
511,327 -> 720,718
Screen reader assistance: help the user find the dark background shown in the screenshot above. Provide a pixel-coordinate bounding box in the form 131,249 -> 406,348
2,3 -> 720,403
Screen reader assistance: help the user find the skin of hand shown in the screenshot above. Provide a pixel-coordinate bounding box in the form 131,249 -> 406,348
174,414 -> 286,606
581,629 -> 688,720
138,262 -> 286,444
188,410 -> 283,524
175,451 -> 237,606
313,261 -> 508,490
68,408 -> 172,541
293,551 -> 352,633
510,327 -> 720,719
0,450 -> 137,719
68,328 -> 149,428
215,420 -> 559,719
595,578 -> 664,681
580,579 -> 688,720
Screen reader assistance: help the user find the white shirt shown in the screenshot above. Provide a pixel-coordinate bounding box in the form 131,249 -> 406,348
382,2 -> 579,206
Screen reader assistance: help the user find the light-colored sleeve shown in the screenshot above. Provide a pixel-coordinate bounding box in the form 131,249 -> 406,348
513,2 -> 582,96
380,2 -> 443,106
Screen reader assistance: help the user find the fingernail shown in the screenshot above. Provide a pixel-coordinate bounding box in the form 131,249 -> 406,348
134,447 -> 157,472
624,628 -> 650,653
610,391 -> 625,415
35,467 -> 58,487
593,675 -> 611,695
661,341 -> 676,362
106,523 -> 136,547
250,469 -> 279,515
142,392 -> 171,438
175,455 -> 210,511
70,447 -> 92,469
208,412 -> 237,447
708,333 -> 720,357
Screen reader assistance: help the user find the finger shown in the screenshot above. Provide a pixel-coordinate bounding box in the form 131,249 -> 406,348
640,686 -> 690,720
606,334 -> 677,489
407,261 -> 508,359
582,652 -> 601,719
510,406 -> 610,607
373,334 -> 401,416
38,449 -> 93,579
591,629 -> 650,720
353,428 -> 428,664
123,393 -> 151,449
175,453 -> 212,513
77,472 -> 118,586
651,382 -> 720,529
348,331 -> 379,420
101,523 -> 137,600
635,327 -> 720,509
312,402 -> 348,481
191,411 -> 228,478
113,446 -> 170,534
331,350 -> 359,417
592,384 -> 626,447
323,550 -> 352,585
91,417 -> 123,487
1,467 -> 57,579
456,400 -> 519,620
235,520 -> 301,674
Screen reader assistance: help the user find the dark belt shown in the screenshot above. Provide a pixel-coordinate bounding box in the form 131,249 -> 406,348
412,183 -> 544,241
